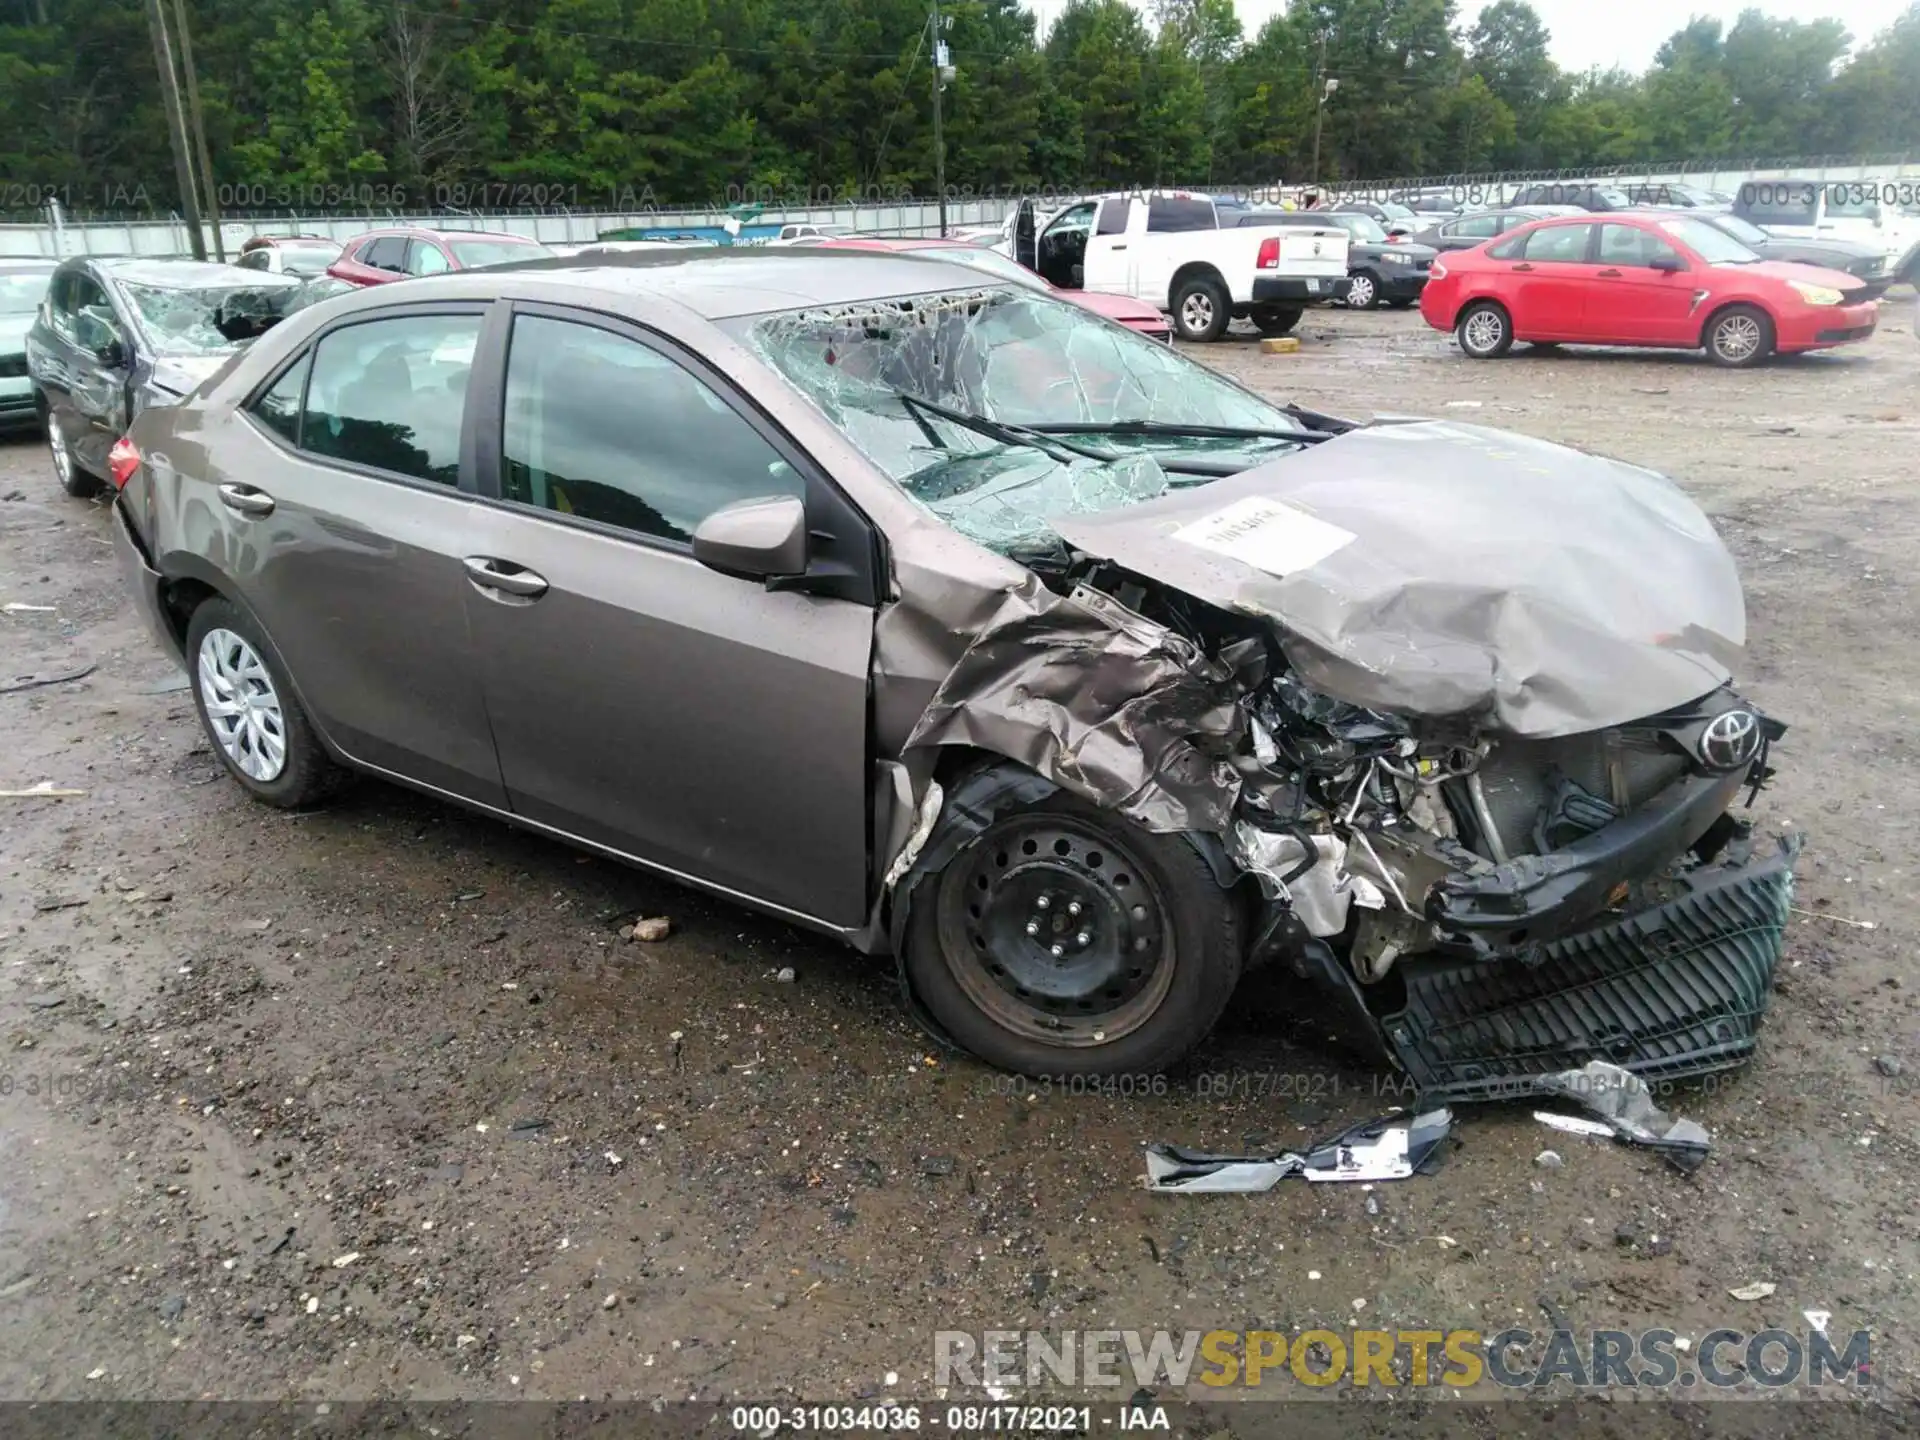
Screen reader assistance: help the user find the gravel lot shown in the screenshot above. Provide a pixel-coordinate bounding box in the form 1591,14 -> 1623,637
2,301 -> 1917,1414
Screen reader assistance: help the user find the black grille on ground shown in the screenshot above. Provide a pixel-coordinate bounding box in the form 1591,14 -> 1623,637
1381,838 -> 1796,1102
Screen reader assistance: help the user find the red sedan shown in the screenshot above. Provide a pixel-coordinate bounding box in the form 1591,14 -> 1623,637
1420,212 -> 1877,367
814,236 -> 1173,342
327,227 -> 551,287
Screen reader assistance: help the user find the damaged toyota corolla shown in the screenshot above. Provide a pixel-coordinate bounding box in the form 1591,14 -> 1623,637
110,249 -> 1795,1096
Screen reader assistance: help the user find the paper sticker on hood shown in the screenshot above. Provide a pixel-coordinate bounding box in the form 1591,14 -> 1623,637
1052,421 -> 1746,737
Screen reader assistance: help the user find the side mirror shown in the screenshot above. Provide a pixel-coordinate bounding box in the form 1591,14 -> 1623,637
1649,255 -> 1688,273
692,495 -> 808,581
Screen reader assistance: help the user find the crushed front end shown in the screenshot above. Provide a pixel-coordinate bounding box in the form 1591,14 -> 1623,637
1228,666 -> 1795,1101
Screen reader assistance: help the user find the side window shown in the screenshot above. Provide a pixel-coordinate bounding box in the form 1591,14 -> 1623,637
1486,233 -> 1527,260
1451,214 -> 1501,238
1043,202 -> 1097,241
251,351 -> 310,445
1145,197 -> 1215,233
1735,186 -> 1817,227
47,272 -> 75,336
234,249 -> 268,271
300,313 -> 480,484
360,237 -> 407,271
405,242 -> 450,276
1521,224 -> 1594,262
1598,224 -> 1678,267
1095,199 -> 1132,236
500,315 -> 802,546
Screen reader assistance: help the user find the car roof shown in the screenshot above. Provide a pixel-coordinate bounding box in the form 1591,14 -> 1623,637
444,247 -> 1009,320
87,257 -> 302,288
348,227 -> 543,244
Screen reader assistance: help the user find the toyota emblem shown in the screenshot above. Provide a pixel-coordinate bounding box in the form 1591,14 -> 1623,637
1699,709 -> 1762,771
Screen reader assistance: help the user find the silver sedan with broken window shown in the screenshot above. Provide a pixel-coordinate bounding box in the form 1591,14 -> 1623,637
108,249 -> 1795,1093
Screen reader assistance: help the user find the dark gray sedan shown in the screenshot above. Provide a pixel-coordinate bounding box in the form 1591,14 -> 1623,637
1661,210 -> 1893,296
27,257 -> 300,495
106,250 -> 1797,1091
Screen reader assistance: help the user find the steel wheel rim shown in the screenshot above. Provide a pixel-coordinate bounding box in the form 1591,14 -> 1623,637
1180,291 -> 1215,333
1716,314 -> 1760,360
1463,309 -> 1504,353
49,425 -> 71,484
1348,274 -> 1375,308
935,816 -> 1176,1047
197,628 -> 287,783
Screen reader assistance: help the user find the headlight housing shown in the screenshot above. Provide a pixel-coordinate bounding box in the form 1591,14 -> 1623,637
1382,251 -> 1412,264
1787,279 -> 1845,306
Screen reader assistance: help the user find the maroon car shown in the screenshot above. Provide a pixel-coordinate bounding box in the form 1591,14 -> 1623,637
327,227 -> 552,287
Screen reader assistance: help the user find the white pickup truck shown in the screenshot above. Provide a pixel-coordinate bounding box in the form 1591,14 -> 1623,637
1010,191 -> 1351,341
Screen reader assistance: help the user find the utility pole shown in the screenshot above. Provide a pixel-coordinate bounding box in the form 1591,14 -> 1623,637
1309,30 -> 1330,189
931,0 -> 950,237
171,0 -> 223,261
144,0 -> 206,259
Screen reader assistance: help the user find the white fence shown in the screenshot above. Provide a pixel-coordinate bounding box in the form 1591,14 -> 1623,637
2,157 -> 1916,261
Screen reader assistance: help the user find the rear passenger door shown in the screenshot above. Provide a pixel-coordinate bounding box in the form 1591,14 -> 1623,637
217,303 -> 506,805
461,306 -> 878,928
1506,222 -> 1596,337
1135,196 -> 1215,307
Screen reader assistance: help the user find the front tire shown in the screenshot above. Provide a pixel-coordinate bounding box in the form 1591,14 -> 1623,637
185,597 -> 342,808
1456,300 -> 1514,359
1345,271 -> 1380,309
1171,274 -> 1231,342
1704,304 -> 1775,368
1252,306 -> 1302,337
904,789 -> 1243,1076
48,413 -> 101,498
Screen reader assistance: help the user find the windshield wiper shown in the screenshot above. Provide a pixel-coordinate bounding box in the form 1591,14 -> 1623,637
1025,418 -> 1338,445
899,393 -> 1118,464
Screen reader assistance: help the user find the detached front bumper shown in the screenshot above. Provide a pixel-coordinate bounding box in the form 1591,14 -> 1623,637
1382,834 -> 1799,1102
1253,275 -> 1352,305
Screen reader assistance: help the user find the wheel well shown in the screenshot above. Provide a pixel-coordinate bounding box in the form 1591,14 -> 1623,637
158,577 -> 220,651
1166,262 -> 1227,312
1698,299 -> 1775,349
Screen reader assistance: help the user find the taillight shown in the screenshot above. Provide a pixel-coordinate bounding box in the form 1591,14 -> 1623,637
1430,259 -> 1448,280
1256,237 -> 1279,269
108,436 -> 140,489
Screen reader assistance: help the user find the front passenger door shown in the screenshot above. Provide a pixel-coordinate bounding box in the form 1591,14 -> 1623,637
462,309 -> 877,928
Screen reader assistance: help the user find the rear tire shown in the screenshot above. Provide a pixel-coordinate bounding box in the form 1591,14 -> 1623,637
1171,274 -> 1231,342
48,414 -> 101,499
1704,304 -> 1775,368
1252,306 -> 1302,337
185,598 -> 343,808
903,789 -> 1243,1077
1456,300 -> 1514,359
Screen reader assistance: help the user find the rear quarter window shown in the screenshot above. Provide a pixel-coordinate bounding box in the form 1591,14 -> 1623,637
1145,198 -> 1216,233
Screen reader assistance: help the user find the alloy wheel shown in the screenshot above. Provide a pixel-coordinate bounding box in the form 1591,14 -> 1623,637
197,628 -> 288,783
936,815 -> 1176,1046
1179,291 -> 1215,334
1463,308 -> 1506,354
1714,313 -> 1762,363
49,424 -> 72,486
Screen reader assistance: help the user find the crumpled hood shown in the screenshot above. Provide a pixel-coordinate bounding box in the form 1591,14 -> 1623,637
1051,421 -> 1746,737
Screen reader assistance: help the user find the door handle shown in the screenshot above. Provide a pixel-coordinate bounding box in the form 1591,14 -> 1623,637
218,484 -> 275,517
1510,262 -> 1533,271
1110,244 -> 1128,251
1596,267 -> 1623,277
463,556 -> 548,599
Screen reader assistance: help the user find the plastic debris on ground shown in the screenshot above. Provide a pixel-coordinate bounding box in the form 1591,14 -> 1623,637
1533,1060 -> 1712,1172
1143,1107 -> 1452,1194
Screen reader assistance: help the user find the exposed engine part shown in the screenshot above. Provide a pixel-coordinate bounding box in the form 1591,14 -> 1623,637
1351,906 -> 1434,983
1464,771 -> 1510,864
1228,822 -> 1383,937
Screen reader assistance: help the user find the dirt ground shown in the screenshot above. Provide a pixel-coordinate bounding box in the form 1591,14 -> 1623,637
3,300 -> 1919,1417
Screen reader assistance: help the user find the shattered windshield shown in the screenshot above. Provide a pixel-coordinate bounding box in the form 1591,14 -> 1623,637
729,286 -> 1309,557
119,281 -> 298,355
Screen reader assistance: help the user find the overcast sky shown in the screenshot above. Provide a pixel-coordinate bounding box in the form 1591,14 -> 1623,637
1025,0 -> 1909,74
